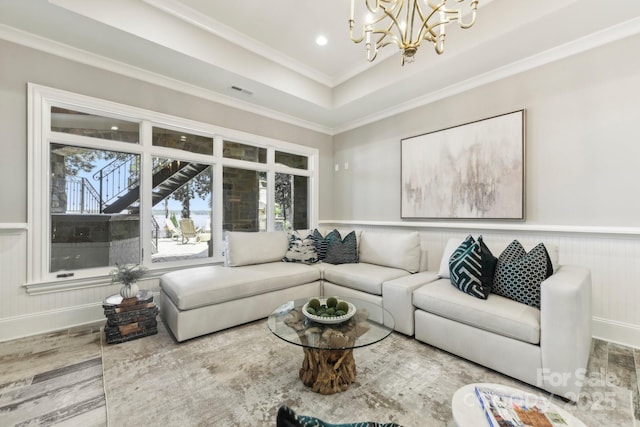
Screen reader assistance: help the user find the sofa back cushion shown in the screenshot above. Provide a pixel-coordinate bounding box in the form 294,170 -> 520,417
225,231 -> 289,267
359,231 -> 422,273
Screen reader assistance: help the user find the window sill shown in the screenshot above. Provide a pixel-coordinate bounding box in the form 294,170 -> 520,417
23,261 -> 223,295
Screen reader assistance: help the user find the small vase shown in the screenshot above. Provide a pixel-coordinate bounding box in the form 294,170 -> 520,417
120,282 -> 139,299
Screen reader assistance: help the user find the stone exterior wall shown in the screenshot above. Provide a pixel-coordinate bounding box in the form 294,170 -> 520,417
50,214 -> 140,271
293,175 -> 308,230
223,167 -> 260,231
50,151 -> 67,213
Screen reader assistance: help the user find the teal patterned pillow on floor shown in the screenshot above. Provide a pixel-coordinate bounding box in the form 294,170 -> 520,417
277,405 -> 403,427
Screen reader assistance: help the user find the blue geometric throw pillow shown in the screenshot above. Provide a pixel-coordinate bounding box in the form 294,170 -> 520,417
312,229 -> 340,261
448,235 -> 497,299
492,240 -> 553,309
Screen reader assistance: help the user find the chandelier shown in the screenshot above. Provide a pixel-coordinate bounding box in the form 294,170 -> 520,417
349,0 -> 479,65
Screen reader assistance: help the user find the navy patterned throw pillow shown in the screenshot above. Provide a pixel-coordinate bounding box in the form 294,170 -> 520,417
324,230 -> 358,264
448,235 -> 497,299
312,229 -> 340,261
492,240 -> 553,309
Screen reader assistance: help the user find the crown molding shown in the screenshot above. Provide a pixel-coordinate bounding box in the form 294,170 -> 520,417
0,24 -> 333,135
332,15 -> 640,135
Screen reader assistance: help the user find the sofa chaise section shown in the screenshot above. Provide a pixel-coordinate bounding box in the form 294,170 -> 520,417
160,232 -> 322,342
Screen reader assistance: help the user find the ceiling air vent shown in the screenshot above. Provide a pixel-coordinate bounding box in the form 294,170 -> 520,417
230,85 -> 253,96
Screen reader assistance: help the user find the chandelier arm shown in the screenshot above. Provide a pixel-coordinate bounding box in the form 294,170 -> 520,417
351,0 -> 400,43
364,1 -> 407,52
426,0 -> 478,29
349,19 -> 366,44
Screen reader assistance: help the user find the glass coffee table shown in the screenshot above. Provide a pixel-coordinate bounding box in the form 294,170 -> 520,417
267,296 -> 394,395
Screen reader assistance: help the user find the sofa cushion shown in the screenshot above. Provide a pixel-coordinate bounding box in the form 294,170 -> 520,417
492,241 -> 553,309
439,237 -> 560,278
160,262 -> 321,311
225,231 -> 289,267
448,235 -> 497,299
283,231 -> 318,264
323,263 -> 411,295
358,231 -> 421,273
413,279 -> 540,344
324,230 -> 358,264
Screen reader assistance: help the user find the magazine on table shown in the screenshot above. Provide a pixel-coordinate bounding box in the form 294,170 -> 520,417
475,385 -> 568,427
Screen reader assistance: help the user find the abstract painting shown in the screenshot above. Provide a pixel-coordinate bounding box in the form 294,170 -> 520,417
401,110 -> 524,219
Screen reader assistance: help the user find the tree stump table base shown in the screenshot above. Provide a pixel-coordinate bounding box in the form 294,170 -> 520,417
268,299 -> 394,395
300,347 -> 356,395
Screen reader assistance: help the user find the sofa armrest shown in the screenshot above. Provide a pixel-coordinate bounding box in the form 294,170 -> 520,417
539,265 -> 592,399
383,271 -> 439,335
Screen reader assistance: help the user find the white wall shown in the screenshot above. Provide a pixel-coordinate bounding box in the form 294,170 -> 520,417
330,34 -> 640,347
0,39 -> 332,341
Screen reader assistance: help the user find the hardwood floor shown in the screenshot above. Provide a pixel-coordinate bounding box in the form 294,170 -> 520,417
0,322 -> 106,427
0,322 -> 638,426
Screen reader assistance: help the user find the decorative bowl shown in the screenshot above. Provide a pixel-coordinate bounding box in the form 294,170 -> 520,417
301,299 -> 356,324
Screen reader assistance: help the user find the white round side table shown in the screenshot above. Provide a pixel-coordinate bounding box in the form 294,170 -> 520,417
451,383 -> 586,427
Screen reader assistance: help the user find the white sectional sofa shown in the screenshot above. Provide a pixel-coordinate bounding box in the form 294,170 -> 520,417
159,229 -> 592,400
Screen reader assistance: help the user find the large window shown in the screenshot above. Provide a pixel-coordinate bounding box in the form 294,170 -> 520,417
28,85 -> 317,287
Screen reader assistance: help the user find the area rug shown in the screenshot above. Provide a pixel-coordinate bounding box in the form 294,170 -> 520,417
101,320 -> 634,426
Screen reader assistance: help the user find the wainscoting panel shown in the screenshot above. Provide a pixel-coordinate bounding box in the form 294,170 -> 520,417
0,226 -> 128,341
322,221 -> 640,348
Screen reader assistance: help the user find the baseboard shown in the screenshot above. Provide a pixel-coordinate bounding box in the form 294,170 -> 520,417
592,316 -> 640,349
0,303 -> 105,343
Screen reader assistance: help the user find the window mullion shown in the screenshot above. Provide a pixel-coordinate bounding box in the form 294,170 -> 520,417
266,148 -> 276,231
140,122 -> 153,265
213,136 -> 224,257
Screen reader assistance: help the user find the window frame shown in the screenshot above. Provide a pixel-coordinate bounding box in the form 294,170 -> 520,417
27,84 -> 318,291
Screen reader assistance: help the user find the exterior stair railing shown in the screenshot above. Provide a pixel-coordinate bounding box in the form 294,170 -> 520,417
64,176 -> 102,214
92,155 -> 139,213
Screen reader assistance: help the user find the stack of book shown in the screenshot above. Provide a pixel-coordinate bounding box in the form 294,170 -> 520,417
475,385 -> 569,427
103,290 -> 158,344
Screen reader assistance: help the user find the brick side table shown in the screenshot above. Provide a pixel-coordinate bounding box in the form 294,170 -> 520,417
103,290 -> 158,344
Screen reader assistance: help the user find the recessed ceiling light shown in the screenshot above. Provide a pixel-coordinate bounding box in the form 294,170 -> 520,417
111,126 -> 119,131
315,35 -> 328,46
